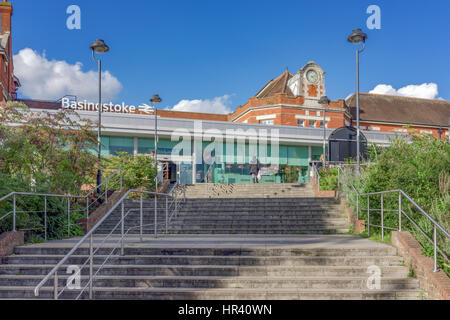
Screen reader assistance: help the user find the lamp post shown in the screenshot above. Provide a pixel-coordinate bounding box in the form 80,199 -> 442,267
150,95 -> 162,239
318,96 -> 331,164
90,39 -> 110,195
150,94 -> 162,192
347,28 -> 368,173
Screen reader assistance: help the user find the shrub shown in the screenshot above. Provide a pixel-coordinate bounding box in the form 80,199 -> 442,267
102,153 -> 157,192
319,167 -> 338,191
0,102 -> 99,240
343,134 -> 450,276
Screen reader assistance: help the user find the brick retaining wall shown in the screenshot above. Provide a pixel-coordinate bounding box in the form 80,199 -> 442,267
0,231 -> 24,263
392,231 -> 450,300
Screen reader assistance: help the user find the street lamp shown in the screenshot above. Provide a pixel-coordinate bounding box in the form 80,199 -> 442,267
150,94 -> 162,192
318,96 -> 331,164
347,28 -> 367,173
150,94 -> 162,239
90,39 -> 110,195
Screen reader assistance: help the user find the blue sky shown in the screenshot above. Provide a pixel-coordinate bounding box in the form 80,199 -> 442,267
11,0 -> 450,113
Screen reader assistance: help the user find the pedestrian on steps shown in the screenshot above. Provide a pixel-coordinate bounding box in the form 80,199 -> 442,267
250,156 -> 261,184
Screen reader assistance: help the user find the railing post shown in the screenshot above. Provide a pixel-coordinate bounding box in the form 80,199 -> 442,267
175,193 -> 178,219
121,201 -> 124,256
433,226 -> 438,272
44,196 -> 47,241
105,181 -> 108,204
12,194 -> 16,232
318,168 -> 321,191
398,192 -> 402,232
367,196 -> 370,237
67,198 -> 71,237
154,194 -> 158,239
356,193 -> 359,221
86,196 -> 89,220
337,168 -> 340,189
381,194 -> 384,241
89,233 -> 94,300
54,271 -> 58,300
140,194 -> 143,242
165,196 -> 168,234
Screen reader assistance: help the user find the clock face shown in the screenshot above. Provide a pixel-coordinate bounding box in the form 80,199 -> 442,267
306,70 -> 318,84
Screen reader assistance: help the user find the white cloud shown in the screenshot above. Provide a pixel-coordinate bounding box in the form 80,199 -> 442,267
14,48 -> 122,102
167,95 -> 233,114
369,83 -> 440,100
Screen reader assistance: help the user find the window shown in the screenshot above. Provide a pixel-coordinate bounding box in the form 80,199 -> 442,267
318,121 -> 324,128
260,119 -> 274,125
308,121 -> 315,128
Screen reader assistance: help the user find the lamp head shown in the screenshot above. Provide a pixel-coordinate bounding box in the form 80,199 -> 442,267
347,29 -> 368,44
150,94 -> 162,104
90,39 -> 110,54
318,96 -> 331,105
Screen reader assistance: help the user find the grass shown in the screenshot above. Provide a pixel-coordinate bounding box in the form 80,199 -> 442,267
25,236 -> 45,244
408,264 -> 415,278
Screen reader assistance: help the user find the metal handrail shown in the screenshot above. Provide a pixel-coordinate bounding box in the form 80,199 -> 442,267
337,165 -> 450,272
34,186 -> 186,299
0,168 -> 123,237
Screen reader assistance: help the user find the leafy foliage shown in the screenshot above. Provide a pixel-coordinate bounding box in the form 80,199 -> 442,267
319,167 -> 338,191
337,134 -> 449,276
0,102 -> 99,239
103,152 -> 157,192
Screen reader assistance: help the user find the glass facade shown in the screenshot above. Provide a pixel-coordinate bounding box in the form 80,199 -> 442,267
100,135 -> 324,184
101,136 -> 134,156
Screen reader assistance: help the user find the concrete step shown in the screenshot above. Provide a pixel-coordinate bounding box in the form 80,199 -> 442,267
0,265 -> 409,277
2,255 -> 404,267
0,275 -> 420,291
12,246 -> 398,257
0,286 -> 422,300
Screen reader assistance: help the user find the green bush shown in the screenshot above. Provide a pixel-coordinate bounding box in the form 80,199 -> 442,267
319,167 -> 338,191
103,153 -> 157,192
0,102 -> 98,240
343,134 -> 450,276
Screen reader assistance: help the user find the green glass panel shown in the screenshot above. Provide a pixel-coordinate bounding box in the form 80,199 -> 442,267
109,136 -> 133,155
288,146 -> 309,166
100,136 -> 110,156
279,146 -> 288,165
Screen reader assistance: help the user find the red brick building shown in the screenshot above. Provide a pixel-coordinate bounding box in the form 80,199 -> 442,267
0,0 -> 19,102
153,61 -> 450,139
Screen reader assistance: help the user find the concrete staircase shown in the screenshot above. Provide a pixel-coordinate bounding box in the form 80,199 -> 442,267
0,183 -> 423,300
0,235 -> 422,300
95,183 -> 348,235
176,183 -> 347,234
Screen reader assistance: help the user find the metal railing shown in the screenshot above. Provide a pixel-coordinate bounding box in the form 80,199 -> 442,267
0,168 -> 123,239
312,161 -> 371,191
34,184 -> 187,300
337,166 -> 449,273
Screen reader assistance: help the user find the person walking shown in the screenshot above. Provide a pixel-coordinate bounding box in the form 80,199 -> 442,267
250,156 -> 261,184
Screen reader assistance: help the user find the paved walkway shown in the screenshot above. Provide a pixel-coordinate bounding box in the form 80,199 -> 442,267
22,234 -> 392,249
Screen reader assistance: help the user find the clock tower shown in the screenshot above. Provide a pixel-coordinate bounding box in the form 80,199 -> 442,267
288,61 -> 326,106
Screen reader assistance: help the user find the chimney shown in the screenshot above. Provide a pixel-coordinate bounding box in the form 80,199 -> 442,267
0,1 -> 12,33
